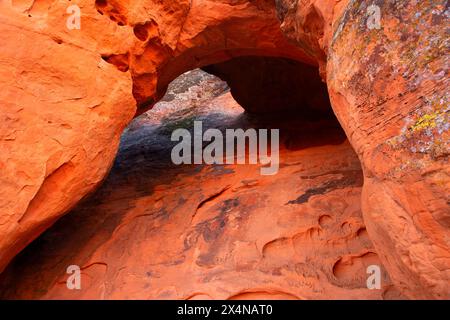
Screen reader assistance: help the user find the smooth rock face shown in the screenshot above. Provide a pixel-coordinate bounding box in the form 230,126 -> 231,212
0,71 -> 403,300
0,0 -> 448,300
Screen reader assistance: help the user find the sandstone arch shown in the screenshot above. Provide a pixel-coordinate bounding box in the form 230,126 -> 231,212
0,0 -> 448,299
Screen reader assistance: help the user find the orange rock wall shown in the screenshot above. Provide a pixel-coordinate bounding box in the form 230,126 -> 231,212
277,0 -> 450,298
0,0 -> 311,274
0,0 -> 448,299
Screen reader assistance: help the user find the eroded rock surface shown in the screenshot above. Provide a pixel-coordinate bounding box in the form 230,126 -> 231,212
0,0 -> 312,274
0,1 -> 136,274
0,0 -> 448,299
0,70 -> 402,300
326,1 -> 450,299
276,0 -> 450,298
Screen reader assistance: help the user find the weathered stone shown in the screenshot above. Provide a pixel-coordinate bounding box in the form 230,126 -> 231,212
0,0 -> 448,299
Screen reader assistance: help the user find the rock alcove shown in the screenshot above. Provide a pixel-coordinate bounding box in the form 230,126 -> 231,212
1,63 -> 400,299
0,0 -> 448,299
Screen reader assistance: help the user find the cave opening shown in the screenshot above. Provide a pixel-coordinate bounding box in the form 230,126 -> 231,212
0,56 -> 390,300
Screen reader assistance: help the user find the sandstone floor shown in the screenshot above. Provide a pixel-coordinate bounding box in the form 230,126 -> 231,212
0,71 -> 404,300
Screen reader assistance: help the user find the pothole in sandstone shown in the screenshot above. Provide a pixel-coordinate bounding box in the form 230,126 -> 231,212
0,63 -> 404,300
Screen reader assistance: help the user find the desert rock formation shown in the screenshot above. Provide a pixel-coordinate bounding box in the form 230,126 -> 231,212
0,0 -> 448,299
0,70 -> 403,299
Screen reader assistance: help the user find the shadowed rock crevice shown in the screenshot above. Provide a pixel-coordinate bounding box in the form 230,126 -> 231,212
203,56 -> 331,115
286,170 -> 364,205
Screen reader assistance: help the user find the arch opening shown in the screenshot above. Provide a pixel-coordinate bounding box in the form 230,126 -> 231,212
0,56 -> 400,300
0,0 -> 447,300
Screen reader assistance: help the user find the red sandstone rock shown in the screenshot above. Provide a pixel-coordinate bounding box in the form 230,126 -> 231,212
0,78 -> 402,299
0,0 -> 311,274
0,0 -> 448,300
277,0 -> 450,298
326,1 -> 450,299
0,1 -> 136,275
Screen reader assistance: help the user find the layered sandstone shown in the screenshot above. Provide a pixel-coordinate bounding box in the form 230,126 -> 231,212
277,0 -> 450,298
0,0 -> 311,275
0,0 -> 448,299
0,70 -> 403,299
0,1 -> 136,275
